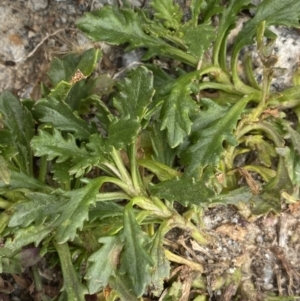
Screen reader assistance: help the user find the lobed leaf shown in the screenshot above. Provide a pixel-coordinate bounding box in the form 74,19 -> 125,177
120,205 -> 153,297
160,72 -> 199,148
113,66 -> 154,121
149,176 -> 215,206
33,97 -> 96,139
85,236 -> 123,294
182,96 -> 249,176
31,128 -> 89,163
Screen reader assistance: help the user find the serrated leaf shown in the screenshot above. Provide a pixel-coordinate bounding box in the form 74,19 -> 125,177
250,158 -> 293,215
89,202 -> 124,222
0,170 -> 51,192
151,0 -> 182,29
77,6 -> 164,50
109,273 -> 138,301
278,146 -> 300,185
120,205 -> 153,297
183,96 -> 249,176
54,241 -> 87,301
113,66 -> 154,120
8,192 -> 60,228
52,161 -> 74,184
55,178 -> 106,243
107,117 -> 140,151
85,236 -> 123,294
149,121 -> 177,167
31,128 -> 89,163
180,22 -> 215,59
0,91 -> 35,173
5,224 -> 52,251
160,72 -> 199,148
149,176 -> 215,206
33,97 -> 96,139
149,226 -> 170,296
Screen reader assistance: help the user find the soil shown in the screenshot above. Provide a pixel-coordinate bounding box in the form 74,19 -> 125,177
1,1 -> 300,301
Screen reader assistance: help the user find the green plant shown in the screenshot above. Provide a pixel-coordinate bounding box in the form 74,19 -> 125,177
0,0 -> 300,300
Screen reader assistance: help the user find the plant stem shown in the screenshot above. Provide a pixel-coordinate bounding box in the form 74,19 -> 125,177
111,147 -> 134,189
164,249 -> 203,272
38,156 -> 48,183
129,142 -> 144,195
96,192 -> 131,201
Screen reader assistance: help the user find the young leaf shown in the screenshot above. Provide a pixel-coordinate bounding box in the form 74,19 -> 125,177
213,0 -> 250,66
113,66 -> 154,121
182,95 -> 250,176
232,0 -> 300,82
106,117 -> 140,151
33,97 -> 96,139
120,205 -> 153,297
85,236 -> 123,294
180,22 -> 215,60
151,0 -> 183,29
31,128 -> 89,163
160,72 -> 199,148
149,176 -> 215,206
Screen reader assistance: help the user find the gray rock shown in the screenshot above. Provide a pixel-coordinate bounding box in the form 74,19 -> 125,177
28,0 -> 48,11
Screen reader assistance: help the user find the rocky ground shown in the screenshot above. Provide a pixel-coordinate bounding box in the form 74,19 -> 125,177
1,1 -> 300,301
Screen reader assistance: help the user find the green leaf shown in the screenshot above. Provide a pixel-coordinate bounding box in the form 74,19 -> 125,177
149,176 -> 215,206
151,0 -> 183,29
0,155 -> 10,184
160,72 -> 199,148
31,128 -> 89,163
120,205 -> 153,297
89,202 -> 125,222
0,170 -> 51,192
55,178 -> 106,243
113,66 -> 154,120
52,161 -> 74,184
214,0 -> 250,66
77,6 -> 164,50
149,226 -> 170,296
107,117 -> 140,151
8,192 -> 62,228
0,91 -> 35,174
85,236 -> 123,294
138,159 -> 180,181
76,48 -> 102,77
47,49 -> 102,86
190,0 -> 204,25
33,97 -> 96,139
109,273 -> 138,301
54,241 -> 87,301
250,158 -> 293,215
49,81 -> 72,101
180,22 -> 215,59
232,0 -> 300,80
5,224 -> 52,251
183,96 -> 249,176
148,122 -> 177,167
